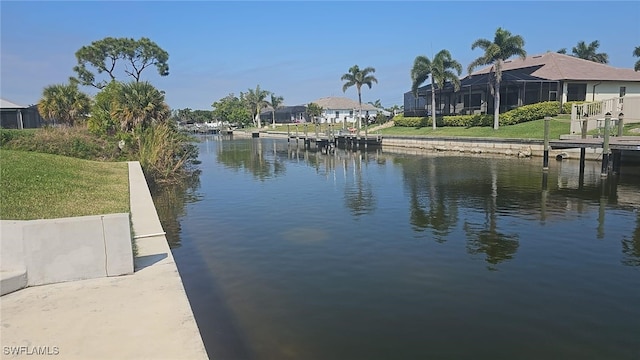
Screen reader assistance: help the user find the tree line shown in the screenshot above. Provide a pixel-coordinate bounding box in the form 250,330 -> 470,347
36,37 -> 195,184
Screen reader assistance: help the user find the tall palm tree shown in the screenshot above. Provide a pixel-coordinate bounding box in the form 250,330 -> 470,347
411,50 -> 462,129
468,27 -> 526,130
572,40 -> 608,64
268,93 -> 284,128
341,65 -> 377,133
367,99 -> 382,108
38,83 -> 91,126
634,46 -> 640,71
307,102 -> 323,124
113,81 -> 170,133
244,85 -> 271,129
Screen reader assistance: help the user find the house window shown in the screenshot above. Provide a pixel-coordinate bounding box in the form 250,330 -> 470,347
335,111 -> 340,119
620,86 -> 626,98
567,83 -> 587,101
349,110 -> 353,117
549,91 -> 557,101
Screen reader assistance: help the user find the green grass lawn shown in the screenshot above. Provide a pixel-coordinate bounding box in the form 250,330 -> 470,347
0,150 -> 130,220
378,117 -> 571,140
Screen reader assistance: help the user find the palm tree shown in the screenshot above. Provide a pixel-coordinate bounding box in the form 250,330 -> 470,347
572,40 -> 608,64
634,46 -> 640,71
341,65 -> 378,133
368,99 -> 383,108
411,50 -> 462,129
113,81 -> 170,133
38,83 -> 91,126
268,93 -> 284,128
468,27 -> 526,130
244,85 -> 271,128
307,102 -> 323,124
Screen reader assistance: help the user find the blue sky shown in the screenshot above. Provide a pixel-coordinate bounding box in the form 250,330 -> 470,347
2,1 -> 639,110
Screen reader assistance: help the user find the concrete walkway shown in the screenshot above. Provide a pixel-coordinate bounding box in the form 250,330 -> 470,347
1,162 -> 208,360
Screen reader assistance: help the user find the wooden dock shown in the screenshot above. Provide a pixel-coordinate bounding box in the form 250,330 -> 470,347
548,136 -> 640,176
550,136 -> 640,151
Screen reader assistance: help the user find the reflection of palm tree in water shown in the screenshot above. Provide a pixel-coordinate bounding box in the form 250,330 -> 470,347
464,162 -> 519,270
621,212 -> 640,266
408,158 -> 458,241
343,153 -> 376,217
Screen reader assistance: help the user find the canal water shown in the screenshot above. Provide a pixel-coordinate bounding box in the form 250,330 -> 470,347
152,136 -> 640,360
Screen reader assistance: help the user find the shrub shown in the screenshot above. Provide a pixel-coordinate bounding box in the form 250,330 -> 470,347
0,129 -> 38,145
138,122 -> 198,184
393,114 -> 431,127
499,101 -> 560,125
0,127 -> 125,161
441,114 -> 493,127
562,101 -> 585,114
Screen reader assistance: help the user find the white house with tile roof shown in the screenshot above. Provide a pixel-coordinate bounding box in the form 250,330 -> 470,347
310,97 -> 380,124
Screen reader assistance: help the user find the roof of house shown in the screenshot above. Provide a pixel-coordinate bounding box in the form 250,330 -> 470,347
471,52 -> 640,82
311,97 -> 378,111
0,98 -> 26,109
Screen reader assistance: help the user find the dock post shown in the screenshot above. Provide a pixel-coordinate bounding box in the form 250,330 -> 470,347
287,124 -> 290,142
543,116 -> 550,170
601,112 -> 611,177
617,112 -> 624,137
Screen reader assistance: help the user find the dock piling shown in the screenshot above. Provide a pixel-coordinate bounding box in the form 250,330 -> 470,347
601,112 -> 611,177
543,116 -> 550,170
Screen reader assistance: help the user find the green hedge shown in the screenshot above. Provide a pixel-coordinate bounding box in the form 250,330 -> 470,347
395,101 -> 561,128
499,101 -> 560,125
562,101 -> 585,114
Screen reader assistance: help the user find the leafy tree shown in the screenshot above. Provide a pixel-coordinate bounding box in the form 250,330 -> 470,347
73,37 -> 169,89
113,81 -> 170,133
468,27 -> 526,130
177,108 -> 193,123
557,48 -> 567,54
212,93 -> 251,126
242,85 -> 271,128
192,110 -> 214,123
307,102 -> 324,124
634,46 -> 640,71
268,93 -> 284,128
571,40 -> 608,64
411,50 -> 462,129
38,82 -> 91,126
341,65 -> 378,132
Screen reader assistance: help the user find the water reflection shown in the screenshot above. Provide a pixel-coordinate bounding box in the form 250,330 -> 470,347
343,154 -> 377,217
157,136 -> 640,360
150,172 -> 201,249
622,212 -> 640,266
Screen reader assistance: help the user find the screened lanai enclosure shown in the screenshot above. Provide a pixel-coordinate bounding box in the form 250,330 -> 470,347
259,105 -> 309,124
404,69 -> 561,117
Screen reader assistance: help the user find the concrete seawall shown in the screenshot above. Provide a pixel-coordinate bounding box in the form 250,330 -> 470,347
0,162 -> 208,360
380,135 -> 603,160
249,130 -> 604,161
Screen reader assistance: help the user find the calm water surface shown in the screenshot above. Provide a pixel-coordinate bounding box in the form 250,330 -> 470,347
152,136 -> 640,360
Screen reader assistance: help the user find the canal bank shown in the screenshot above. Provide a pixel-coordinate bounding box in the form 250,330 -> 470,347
242,130 -> 605,161
0,162 -> 208,360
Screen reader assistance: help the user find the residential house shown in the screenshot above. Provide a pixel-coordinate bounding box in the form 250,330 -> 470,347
404,52 -> 640,117
0,98 -> 44,129
311,97 -> 380,124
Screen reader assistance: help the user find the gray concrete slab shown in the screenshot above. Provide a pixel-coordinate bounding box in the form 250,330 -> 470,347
0,162 -> 208,360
